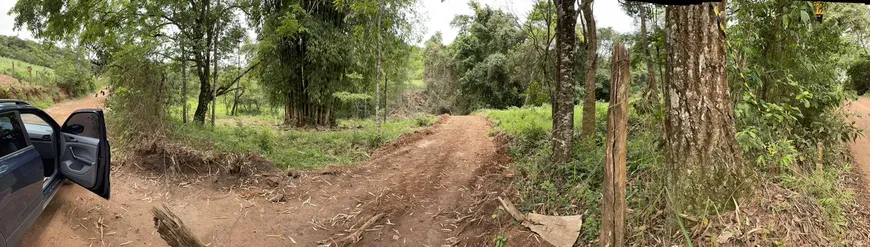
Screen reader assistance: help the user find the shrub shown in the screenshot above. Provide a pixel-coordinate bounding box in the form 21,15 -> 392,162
848,58 -> 870,95
53,61 -> 95,97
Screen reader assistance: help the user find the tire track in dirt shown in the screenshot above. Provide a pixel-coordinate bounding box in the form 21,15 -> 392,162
19,93 -> 515,246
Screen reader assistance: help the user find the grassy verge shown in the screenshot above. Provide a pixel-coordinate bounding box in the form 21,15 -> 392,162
168,113 -> 437,170
481,102 -> 859,244
480,102 -> 663,240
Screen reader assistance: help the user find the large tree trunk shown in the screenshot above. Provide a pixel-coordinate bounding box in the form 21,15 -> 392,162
552,0 -> 579,164
640,4 -> 659,112
579,0 -> 598,138
664,3 -> 746,217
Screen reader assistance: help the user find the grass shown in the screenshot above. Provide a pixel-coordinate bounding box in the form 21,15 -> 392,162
408,79 -> 425,89
0,56 -> 55,85
483,101 -> 859,244
168,103 -> 437,169
480,102 -> 663,241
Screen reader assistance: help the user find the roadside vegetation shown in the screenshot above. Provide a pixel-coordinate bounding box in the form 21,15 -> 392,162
9,0 -> 870,245
0,35 -> 95,106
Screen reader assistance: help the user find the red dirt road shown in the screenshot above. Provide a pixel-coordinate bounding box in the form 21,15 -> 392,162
849,97 -> 870,198
19,94 -> 515,246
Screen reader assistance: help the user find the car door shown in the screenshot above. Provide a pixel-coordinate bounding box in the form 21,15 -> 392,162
0,111 -> 43,245
58,110 -> 110,199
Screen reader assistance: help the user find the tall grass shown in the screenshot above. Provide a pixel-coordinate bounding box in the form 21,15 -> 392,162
481,102 -> 663,240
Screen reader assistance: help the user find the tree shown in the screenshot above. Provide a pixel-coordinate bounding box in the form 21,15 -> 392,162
11,0 -> 249,125
579,0 -> 598,138
639,4 -> 659,112
849,57 -> 870,95
248,0 -> 417,127
664,3 -> 746,217
552,0 -> 579,164
449,2 -> 524,113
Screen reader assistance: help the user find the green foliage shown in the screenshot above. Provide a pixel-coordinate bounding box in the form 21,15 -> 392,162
250,0 -> 420,125
730,0 -> 858,172
52,59 -> 95,97
450,2 -> 524,112
482,103 -> 662,240
0,35 -> 80,68
105,44 -> 169,144
171,116 -> 435,169
847,57 -> 870,95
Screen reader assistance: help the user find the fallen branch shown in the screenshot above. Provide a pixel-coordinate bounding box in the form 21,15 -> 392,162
498,196 -> 525,222
153,204 -> 205,247
325,213 -> 385,246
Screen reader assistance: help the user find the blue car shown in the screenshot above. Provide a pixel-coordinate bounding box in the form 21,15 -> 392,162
0,100 -> 111,247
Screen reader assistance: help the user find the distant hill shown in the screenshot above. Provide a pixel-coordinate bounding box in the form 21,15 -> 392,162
0,35 -> 80,69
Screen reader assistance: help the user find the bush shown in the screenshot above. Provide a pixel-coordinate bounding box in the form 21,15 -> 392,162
105,45 -> 169,145
848,58 -> 870,95
53,61 -> 95,97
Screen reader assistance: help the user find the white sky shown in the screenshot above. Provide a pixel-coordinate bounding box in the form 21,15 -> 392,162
0,1 -> 33,40
420,0 -> 635,44
0,0 -> 633,44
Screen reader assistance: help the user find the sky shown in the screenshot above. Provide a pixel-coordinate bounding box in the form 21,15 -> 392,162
0,0 -> 633,45
0,1 -> 33,40
420,0 -> 635,45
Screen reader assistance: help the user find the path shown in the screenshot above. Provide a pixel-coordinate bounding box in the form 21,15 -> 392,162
19,94 -> 510,246
848,97 -> 870,196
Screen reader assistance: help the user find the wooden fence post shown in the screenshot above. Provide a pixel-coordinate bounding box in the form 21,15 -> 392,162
600,42 -> 630,247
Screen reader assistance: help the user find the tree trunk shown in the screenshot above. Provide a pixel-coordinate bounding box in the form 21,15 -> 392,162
193,70 -> 211,124
375,0 -> 383,138
640,4 -> 659,112
552,0 -> 579,164
579,0 -> 598,138
600,42 -> 629,247
664,3 -> 746,218
211,2 -> 221,128
182,43 -> 188,123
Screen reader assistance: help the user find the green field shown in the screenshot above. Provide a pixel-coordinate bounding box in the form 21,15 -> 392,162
0,56 -> 55,85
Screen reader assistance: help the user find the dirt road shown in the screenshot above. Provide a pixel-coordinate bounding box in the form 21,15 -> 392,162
849,97 -> 870,196
20,94 -> 513,246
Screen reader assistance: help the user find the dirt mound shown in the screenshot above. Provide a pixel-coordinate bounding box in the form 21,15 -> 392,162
133,139 -> 277,181
0,75 -> 62,101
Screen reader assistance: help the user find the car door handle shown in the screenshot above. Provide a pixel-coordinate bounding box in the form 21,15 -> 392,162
69,147 -> 95,165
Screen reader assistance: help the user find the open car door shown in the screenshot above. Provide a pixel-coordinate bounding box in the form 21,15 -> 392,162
58,110 -> 110,199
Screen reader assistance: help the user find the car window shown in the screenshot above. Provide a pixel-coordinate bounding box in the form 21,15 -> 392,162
64,113 -> 101,139
0,113 -> 29,157
21,113 -> 51,127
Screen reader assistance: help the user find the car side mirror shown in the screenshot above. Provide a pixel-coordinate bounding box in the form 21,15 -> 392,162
62,124 -> 85,135
62,111 -> 104,139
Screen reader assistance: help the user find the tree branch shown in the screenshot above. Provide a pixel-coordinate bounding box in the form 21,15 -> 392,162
214,58 -> 262,96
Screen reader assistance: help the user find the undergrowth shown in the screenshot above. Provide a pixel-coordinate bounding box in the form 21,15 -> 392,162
168,114 -> 436,170
482,102 -> 664,241
482,99 -> 859,244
